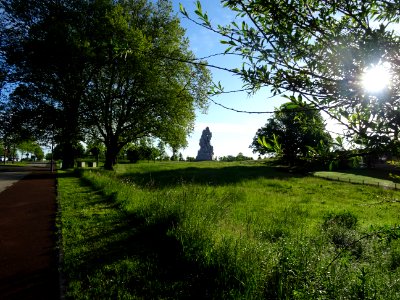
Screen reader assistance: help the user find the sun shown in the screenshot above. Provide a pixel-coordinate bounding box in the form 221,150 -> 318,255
361,62 -> 392,93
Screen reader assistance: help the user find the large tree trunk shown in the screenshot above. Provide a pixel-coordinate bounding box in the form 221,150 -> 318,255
61,142 -> 75,169
104,140 -> 120,170
60,127 -> 78,169
60,101 -> 81,170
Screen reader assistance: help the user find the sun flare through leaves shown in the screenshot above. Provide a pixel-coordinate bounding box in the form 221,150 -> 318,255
361,62 -> 392,93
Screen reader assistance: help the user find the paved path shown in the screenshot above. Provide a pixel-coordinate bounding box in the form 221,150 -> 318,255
0,172 -> 30,193
0,164 -> 59,299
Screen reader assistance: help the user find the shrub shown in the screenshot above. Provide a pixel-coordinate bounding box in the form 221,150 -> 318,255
322,211 -> 362,257
322,211 -> 358,230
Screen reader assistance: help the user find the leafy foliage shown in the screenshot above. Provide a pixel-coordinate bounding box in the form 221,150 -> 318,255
187,0 -> 400,156
1,0 -> 95,167
251,101 -> 331,165
18,140 -> 44,160
81,0 -> 211,169
1,0 -> 211,170
219,152 -> 253,161
126,140 -> 160,163
53,142 -> 85,162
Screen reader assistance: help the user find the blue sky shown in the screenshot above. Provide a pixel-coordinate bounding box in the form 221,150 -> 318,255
171,0 -> 286,159
171,1 -> 396,160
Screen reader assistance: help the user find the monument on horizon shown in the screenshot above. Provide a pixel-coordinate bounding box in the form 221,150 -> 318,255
196,127 -> 214,161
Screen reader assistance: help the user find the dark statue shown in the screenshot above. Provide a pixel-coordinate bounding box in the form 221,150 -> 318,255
196,127 -> 214,161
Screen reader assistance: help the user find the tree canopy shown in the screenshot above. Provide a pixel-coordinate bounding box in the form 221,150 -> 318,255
250,101 -> 331,165
18,140 -> 44,160
1,0 -> 95,167
1,0 -> 211,169
185,0 -> 400,157
82,0 -> 210,169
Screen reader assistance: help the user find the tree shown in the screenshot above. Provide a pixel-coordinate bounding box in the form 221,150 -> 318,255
250,101 -> 331,166
126,148 -> 140,164
126,145 -> 147,163
219,155 -> 235,162
53,142 -> 84,163
33,144 -> 44,160
0,106 -> 14,163
85,136 -> 105,165
157,141 -> 167,161
170,148 -> 179,161
185,1 -> 400,156
82,0 -> 210,170
2,0 -> 210,170
0,64 -> 7,94
0,101 -> 33,163
45,152 -> 52,161
235,152 -> 252,161
18,140 -> 36,158
1,0 -> 95,168
179,152 -> 184,161
88,145 -> 103,166
125,138 -> 161,163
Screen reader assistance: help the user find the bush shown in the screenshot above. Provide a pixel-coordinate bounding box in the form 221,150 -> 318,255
322,211 -> 362,257
322,211 -> 358,230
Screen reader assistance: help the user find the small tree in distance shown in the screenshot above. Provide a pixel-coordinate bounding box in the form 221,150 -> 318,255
250,101 -> 331,166
219,153 -> 253,162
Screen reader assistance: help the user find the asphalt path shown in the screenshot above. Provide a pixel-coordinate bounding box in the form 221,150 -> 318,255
0,162 -> 59,299
0,163 -> 53,194
0,172 -> 30,194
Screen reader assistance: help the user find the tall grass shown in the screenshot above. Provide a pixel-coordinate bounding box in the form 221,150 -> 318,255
59,162 -> 400,299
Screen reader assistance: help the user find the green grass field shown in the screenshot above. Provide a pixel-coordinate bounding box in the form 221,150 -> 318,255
0,161 -> 29,167
57,161 -> 400,299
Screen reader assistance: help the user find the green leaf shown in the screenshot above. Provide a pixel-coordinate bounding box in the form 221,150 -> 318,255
195,1 -> 203,17
196,0 -> 202,12
179,3 -> 188,17
284,103 -> 299,110
258,136 -> 273,150
224,46 -> 233,54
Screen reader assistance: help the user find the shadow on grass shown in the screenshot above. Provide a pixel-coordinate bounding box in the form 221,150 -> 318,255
118,165 -> 306,189
63,177 -> 237,299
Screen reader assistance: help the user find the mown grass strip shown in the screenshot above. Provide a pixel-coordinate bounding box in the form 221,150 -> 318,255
314,171 -> 397,189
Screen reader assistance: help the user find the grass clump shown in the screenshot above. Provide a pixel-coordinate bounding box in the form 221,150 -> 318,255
58,162 -> 400,299
322,211 -> 358,230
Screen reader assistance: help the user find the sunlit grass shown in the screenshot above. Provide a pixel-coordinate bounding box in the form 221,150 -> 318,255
314,170 -> 398,189
0,161 -> 29,167
58,162 -> 400,299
